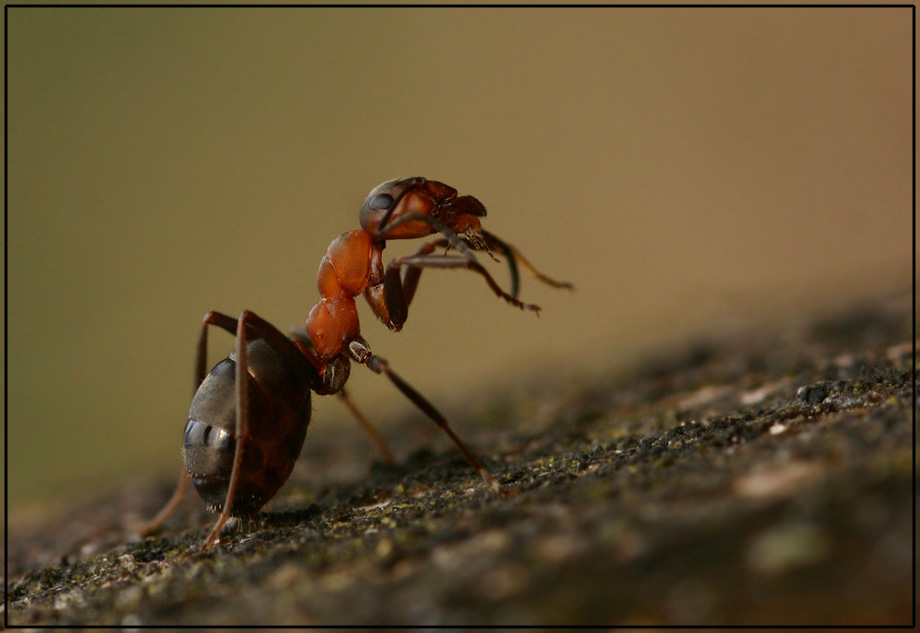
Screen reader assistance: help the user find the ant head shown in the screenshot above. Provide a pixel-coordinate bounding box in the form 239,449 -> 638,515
360,177 -> 485,239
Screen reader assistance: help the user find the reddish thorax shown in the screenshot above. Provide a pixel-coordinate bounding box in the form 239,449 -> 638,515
305,230 -> 376,360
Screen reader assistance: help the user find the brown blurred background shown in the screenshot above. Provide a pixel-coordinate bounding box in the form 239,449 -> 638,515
7,7 -> 911,523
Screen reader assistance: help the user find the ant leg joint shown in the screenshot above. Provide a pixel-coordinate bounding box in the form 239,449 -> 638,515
366,355 -> 388,374
321,355 -> 352,394
346,336 -> 372,364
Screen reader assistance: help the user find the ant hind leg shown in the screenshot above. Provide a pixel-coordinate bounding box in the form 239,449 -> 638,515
137,465 -> 190,536
139,309 -> 240,537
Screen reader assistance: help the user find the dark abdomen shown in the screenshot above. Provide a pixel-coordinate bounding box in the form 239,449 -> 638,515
183,337 -> 312,516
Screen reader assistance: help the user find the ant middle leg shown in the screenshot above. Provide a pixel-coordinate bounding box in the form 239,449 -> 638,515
336,387 -> 397,467
345,337 -> 507,496
289,326 -> 397,466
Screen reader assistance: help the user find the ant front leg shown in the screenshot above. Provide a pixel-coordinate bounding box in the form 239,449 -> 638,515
367,239 -> 441,329
396,232 -> 574,303
374,210 -> 569,309
481,230 -> 574,297
386,250 -> 541,316
374,212 -> 552,314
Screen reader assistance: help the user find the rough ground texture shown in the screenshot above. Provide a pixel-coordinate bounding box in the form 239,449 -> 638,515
5,295 -> 915,626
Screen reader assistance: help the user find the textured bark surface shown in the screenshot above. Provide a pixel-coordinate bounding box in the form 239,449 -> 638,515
5,295 -> 914,626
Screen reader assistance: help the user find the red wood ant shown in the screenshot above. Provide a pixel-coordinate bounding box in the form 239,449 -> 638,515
140,177 -> 572,551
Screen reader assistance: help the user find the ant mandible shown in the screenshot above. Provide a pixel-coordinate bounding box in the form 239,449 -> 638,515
140,177 -> 572,551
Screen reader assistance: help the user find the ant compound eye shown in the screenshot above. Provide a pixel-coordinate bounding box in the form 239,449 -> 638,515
368,193 -> 395,211
360,187 -> 401,233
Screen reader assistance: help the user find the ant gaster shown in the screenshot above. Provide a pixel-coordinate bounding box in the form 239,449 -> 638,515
140,177 -> 572,551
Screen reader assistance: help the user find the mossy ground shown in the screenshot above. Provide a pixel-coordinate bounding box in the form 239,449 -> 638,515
5,295 -> 914,625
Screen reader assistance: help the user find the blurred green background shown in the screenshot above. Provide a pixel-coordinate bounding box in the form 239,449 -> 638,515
7,7 -> 911,523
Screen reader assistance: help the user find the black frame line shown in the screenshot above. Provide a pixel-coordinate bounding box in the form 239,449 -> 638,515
3,2 -> 916,629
